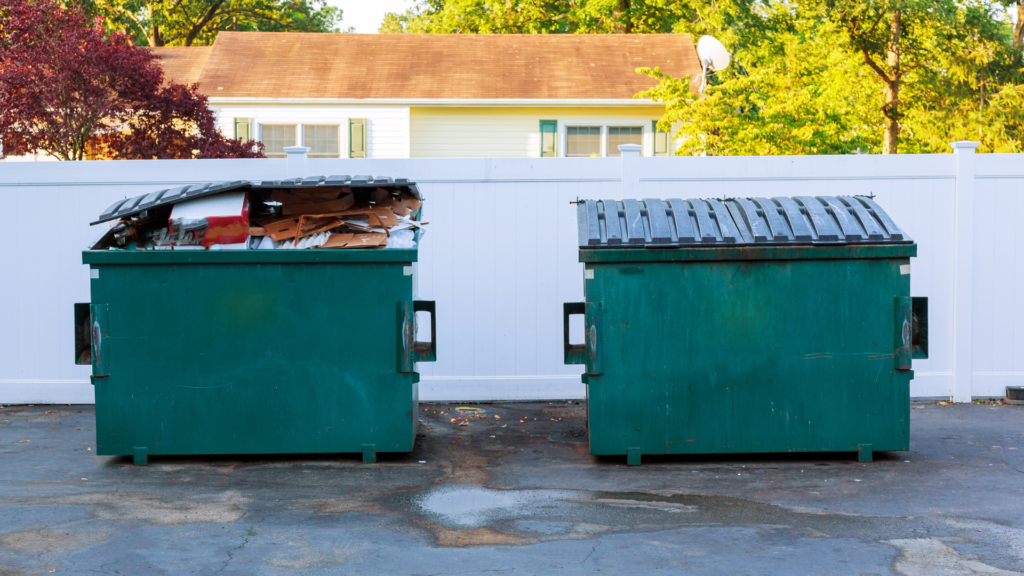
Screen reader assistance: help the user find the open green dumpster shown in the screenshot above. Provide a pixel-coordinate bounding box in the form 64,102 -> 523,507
565,196 -> 927,465
77,176 -> 435,464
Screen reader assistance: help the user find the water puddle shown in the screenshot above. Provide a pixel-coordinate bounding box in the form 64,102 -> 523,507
415,485 -> 580,528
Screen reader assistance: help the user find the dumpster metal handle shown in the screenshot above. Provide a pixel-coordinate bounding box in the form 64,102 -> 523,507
397,300 -> 436,373
564,303 -> 587,365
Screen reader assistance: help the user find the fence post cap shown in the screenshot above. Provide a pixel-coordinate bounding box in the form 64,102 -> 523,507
283,146 -> 311,155
618,143 -> 643,155
949,141 -> 980,151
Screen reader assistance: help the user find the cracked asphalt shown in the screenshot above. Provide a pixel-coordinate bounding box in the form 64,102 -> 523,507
1,400 -> 1022,575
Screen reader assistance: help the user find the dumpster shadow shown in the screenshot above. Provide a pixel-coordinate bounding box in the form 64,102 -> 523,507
594,450 -> 904,467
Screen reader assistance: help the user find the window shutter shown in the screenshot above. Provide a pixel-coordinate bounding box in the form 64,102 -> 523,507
349,118 -> 366,158
234,118 -> 251,141
653,120 -> 669,156
540,120 -> 557,157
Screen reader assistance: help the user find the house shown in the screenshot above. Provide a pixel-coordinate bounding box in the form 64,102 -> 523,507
152,32 -> 701,159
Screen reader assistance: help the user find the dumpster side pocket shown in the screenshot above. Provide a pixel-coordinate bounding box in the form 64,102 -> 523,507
563,303 -> 587,365
397,300 -> 436,372
894,297 -> 912,370
74,303 -> 91,365
911,297 -> 928,359
564,302 -> 603,375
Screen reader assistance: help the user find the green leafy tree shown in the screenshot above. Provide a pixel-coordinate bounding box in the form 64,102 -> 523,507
71,0 -> 345,46
638,6 -> 883,155
378,0 -> 694,34
815,0 -> 1020,153
640,0 -> 1023,154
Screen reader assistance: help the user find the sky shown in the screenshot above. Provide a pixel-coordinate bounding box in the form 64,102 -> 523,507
328,0 -> 417,33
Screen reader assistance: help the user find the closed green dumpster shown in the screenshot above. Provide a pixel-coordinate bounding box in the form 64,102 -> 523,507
76,176 -> 435,464
565,196 -> 928,465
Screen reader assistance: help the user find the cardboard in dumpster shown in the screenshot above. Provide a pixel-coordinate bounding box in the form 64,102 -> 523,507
319,232 -> 387,249
87,176 -> 426,251
282,194 -> 354,216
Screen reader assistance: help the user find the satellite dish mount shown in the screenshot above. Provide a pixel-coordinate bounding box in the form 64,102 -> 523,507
696,35 -> 732,93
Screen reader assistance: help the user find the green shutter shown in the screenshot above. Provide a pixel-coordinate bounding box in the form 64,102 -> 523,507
234,118 -> 251,141
653,120 -> 669,156
349,118 -> 366,158
540,120 -> 557,157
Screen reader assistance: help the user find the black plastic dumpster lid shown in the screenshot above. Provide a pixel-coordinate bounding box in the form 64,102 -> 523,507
577,196 -> 910,248
92,176 -> 422,225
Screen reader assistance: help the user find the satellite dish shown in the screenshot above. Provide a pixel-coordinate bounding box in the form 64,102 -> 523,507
696,35 -> 731,92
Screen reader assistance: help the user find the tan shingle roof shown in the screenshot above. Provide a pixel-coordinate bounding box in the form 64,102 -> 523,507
149,46 -> 212,85
153,32 -> 699,100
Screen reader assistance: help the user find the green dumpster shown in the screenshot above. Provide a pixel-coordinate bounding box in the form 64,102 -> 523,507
565,196 -> 928,465
76,176 -> 435,464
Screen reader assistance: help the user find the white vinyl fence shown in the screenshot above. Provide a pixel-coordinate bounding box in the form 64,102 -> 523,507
0,143 -> 1021,404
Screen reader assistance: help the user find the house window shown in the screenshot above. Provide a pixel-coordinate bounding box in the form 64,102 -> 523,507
566,127 -> 602,157
540,120 -> 557,157
607,126 -> 643,156
653,121 -> 670,156
262,124 -> 296,158
304,125 -> 340,158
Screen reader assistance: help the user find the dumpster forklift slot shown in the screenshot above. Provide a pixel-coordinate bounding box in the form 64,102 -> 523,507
74,303 -> 91,365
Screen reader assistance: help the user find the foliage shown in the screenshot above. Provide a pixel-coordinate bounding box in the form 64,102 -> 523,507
379,0 -> 696,34
638,8 -> 883,155
0,0 -> 264,160
638,0 -> 1024,155
95,82 -> 267,159
74,0 -> 345,46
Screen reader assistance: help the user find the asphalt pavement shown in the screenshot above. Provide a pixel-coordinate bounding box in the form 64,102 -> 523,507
1,400 -> 1022,575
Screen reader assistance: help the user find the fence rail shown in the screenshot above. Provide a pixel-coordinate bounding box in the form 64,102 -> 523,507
1,143 -> 1020,404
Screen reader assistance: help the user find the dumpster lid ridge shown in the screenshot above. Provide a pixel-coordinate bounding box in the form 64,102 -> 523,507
577,196 -> 912,249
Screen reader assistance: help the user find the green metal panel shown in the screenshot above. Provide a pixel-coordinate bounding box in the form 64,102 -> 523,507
575,254 -> 913,457
349,118 -> 366,158
84,252 -> 432,458
540,120 -> 557,157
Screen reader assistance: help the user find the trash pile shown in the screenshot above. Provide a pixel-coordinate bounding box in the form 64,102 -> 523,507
90,176 -> 424,251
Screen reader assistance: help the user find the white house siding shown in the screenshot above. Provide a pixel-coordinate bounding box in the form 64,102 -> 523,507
211,103 -> 411,159
410,106 -> 669,158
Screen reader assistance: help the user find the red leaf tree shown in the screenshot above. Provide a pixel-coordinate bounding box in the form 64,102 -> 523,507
0,0 -> 264,160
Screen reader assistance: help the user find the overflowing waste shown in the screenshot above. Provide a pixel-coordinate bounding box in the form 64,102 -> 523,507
89,175 -> 425,251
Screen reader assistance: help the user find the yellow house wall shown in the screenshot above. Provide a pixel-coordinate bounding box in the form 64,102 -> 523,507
410,107 -> 669,158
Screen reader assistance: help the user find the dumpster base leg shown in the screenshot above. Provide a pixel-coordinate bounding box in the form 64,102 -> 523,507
362,444 -> 377,463
133,447 -> 148,466
627,447 -> 641,466
857,444 -> 873,463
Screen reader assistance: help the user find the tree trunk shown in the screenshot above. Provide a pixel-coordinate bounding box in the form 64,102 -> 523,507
1014,2 -> 1023,52
613,0 -> 632,33
882,10 -> 901,155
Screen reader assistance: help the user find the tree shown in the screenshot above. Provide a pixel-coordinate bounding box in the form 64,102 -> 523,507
0,0 -> 264,160
378,0 -> 691,34
95,82 -> 266,159
639,0 -> 1024,155
76,0 -> 345,47
638,6 -> 884,155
